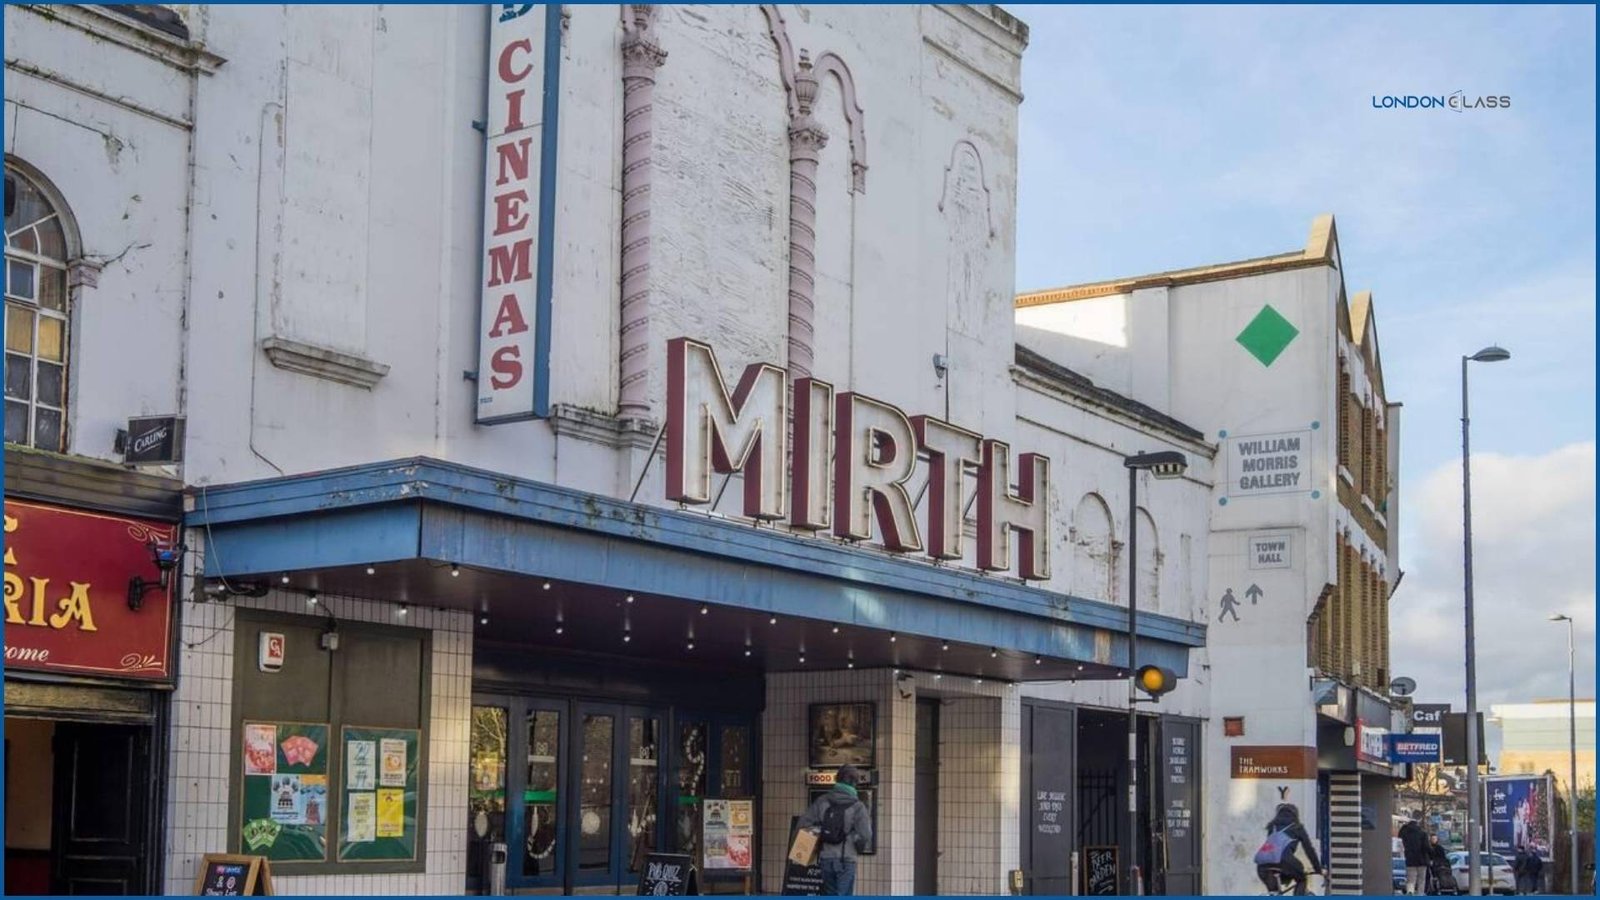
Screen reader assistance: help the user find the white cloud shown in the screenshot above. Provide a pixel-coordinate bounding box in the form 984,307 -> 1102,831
1394,441 -> 1595,708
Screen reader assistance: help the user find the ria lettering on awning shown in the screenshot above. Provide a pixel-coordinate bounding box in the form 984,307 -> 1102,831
664,338 -> 1050,579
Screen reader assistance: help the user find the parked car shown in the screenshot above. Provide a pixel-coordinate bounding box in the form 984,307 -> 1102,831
1393,857 -> 1408,893
1445,851 -> 1516,895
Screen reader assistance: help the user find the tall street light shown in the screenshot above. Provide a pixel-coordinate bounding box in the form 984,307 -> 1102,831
1462,344 -> 1509,895
1123,449 -> 1188,895
1550,613 -> 1579,896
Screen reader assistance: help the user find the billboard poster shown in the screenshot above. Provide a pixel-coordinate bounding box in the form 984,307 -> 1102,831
1486,775 -> 1555,859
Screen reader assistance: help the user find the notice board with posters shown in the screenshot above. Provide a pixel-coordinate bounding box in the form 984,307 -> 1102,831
238,721 -> 331,861
701,798 -> 754,871
338,726 -> 421,861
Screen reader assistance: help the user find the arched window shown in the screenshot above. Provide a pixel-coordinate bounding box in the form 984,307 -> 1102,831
4,168 -> 71,451
1070,493 -> 1114,602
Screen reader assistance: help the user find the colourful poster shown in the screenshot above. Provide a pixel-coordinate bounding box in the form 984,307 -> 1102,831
380,738 -> 407,787
702,798 -> 754,871
244,724 -> 277,775
347,792 -> 376,843
347,740 -> 376,791
300,774 -> 328,827
376,788 -> 405,838
270,775 -> 304,824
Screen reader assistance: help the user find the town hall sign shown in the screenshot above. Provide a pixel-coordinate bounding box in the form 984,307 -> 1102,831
664,337 -> 1051,580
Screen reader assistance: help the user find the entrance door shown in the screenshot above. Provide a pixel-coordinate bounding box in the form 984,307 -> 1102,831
51,722 -> 151,894
1021,700 -> 1075,895
1156,717 -> 1202,895
915,699 -> 940,894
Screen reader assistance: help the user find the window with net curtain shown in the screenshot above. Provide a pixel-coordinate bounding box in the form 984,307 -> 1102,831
4,168 -> 70,452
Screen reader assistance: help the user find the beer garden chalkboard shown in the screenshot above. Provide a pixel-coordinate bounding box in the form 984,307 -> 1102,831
1083,845 -> 1118,896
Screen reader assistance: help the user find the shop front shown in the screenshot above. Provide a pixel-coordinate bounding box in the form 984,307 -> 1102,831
182,456 -> 1204,894
1315,679 -> 1409,896
3,449 -> 183,895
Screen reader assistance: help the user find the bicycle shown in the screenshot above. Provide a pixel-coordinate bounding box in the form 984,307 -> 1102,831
1260,867 -> 1326,896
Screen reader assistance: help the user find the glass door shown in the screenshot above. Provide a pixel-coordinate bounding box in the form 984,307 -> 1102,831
467,704 -> 509,894
623,711 -> 665,882
505,699 -> 566,891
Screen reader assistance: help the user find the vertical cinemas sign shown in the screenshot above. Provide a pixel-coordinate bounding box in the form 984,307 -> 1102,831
477,3 -> 557,423
3,500 -> 176,680
665,338 -> 1051,578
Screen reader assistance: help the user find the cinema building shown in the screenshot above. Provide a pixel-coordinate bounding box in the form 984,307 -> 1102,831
1018,214 -> 1408,896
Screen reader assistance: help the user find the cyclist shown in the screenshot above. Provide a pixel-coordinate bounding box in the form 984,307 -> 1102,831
1254,802 -> 1324,895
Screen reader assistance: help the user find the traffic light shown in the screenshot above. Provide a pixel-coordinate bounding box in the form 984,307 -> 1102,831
1135,665 -> 1178,700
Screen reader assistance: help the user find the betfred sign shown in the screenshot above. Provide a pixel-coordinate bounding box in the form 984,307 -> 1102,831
665,338 -> 1051,579
1388,733 -> 1442,764
3,500 -> 175,681
477,4 -> 555,422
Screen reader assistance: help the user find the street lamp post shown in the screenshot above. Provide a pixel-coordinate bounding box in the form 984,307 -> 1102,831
1123,450 -> 1188,896
1550,613 -> 1579,896
1462,345 -> 1509,895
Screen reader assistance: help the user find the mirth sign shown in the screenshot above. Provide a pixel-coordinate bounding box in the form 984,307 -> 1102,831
664,338 -> 1051,579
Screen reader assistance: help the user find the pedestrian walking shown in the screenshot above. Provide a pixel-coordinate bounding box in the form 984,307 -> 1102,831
798,765 -> 873,896
1512,844 -> 1542,895
1400,819 -> 1429,894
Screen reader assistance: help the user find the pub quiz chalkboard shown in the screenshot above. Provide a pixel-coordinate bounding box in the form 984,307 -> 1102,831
637,852 -> 696,896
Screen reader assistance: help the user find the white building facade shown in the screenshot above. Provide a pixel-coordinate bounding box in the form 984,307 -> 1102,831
1018,215 -> 1407,895
6,3 -> 1230,896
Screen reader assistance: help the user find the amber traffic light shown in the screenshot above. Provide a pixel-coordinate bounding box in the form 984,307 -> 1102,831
1135,664 -> 1177,700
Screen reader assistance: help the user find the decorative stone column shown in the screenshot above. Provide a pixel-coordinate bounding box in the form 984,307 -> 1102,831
786,52 -> 827,379
618,5 -> 666,419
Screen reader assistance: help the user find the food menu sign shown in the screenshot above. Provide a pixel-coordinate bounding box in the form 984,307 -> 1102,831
239,722 -> 330,861
3,499 -> 176,680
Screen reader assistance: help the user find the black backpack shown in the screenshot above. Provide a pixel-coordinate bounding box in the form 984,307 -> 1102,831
820,801 -> 851,845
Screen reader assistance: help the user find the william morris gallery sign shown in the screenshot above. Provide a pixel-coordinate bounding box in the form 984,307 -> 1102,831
3,500 -> 176,681
664,337 -> 1052,579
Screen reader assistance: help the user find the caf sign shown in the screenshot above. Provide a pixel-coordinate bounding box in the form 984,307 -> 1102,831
664,338 -> 1051,580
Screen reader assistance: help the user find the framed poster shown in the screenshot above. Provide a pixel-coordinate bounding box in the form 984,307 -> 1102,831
701,798 -> 754,871
807,702 -> 876,768
238,722 -> 330,861
338,726 -> 421,862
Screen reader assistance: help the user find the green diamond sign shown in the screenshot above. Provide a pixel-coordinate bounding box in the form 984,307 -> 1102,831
1236,304 -> 1299,366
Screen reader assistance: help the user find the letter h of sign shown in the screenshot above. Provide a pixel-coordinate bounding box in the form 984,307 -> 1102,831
976,440 -> 1050,580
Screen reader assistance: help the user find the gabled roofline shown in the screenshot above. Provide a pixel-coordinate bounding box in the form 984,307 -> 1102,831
1016,214 -> 1340,308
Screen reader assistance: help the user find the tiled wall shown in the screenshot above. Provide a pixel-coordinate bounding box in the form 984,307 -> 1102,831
161,587 -> 473,895
761,669 -> 1020,896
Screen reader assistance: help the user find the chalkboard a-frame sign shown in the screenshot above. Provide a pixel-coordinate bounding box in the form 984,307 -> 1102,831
1082,845 -> 1118,896
637,852 -> 697,896
194,854 -> 274,896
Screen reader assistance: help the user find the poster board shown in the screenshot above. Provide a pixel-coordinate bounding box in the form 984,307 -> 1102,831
636,852 -> 696,895
338,726 -> 422,862
701,798 -> 754,872
239,721 -> 330,861
1082,845 -> 1118,895
807,702 -> 876,768
194,854 -> 274,895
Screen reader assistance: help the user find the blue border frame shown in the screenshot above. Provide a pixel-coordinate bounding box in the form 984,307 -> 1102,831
477,2 -> 559,425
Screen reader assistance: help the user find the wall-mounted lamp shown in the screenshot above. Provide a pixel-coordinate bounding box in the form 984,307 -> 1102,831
128,539 -> 186,611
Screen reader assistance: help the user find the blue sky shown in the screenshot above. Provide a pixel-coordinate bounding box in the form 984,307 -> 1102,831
1011,5 -> 1595,709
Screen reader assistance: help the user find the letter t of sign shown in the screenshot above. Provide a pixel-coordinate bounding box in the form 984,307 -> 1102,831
911,416 -> 982,559
976,439 -> 1051,580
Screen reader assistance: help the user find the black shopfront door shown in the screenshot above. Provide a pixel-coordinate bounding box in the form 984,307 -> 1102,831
51,722 -> 152,895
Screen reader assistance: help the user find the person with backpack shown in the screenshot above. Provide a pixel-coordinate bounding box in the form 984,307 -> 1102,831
799,765 -> 874,896
1254,802 -> 1323,895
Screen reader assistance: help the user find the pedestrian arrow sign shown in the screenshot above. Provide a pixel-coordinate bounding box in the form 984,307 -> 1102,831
1245,584 -> 1264,604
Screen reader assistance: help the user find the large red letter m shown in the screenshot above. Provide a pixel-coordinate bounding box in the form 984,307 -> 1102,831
664,338 -> 789,520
